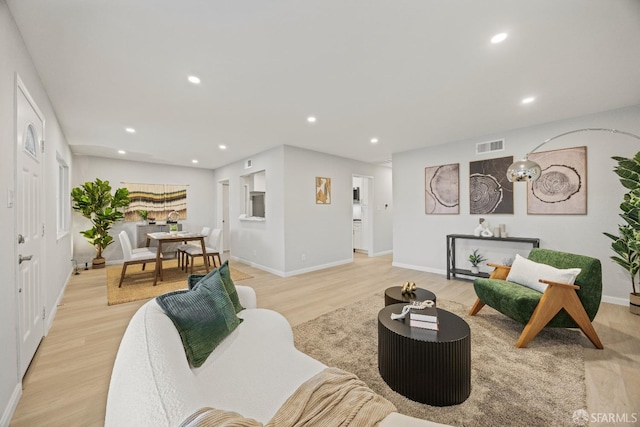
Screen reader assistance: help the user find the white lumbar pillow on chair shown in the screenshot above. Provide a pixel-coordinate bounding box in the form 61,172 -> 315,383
506,254 -> 581,293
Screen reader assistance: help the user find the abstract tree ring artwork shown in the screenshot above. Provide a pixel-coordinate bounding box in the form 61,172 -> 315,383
425,163 -> 459,214
469,156 -> 514,214
527,146 -> 587,214
316,177 -> 331,204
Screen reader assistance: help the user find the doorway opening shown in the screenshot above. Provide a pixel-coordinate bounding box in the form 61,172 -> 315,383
352,175 -> 373,256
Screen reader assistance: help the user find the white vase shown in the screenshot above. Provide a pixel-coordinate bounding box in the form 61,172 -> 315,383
470,266 -> 479,274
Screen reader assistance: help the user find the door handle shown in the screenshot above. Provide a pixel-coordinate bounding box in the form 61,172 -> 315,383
19,254 -> 33,264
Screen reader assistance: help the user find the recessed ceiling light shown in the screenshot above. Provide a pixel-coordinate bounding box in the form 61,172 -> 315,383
307,116 -> 316,123
188,75 -> 201,84
118,150 -> 126,155
219,144 -> 227,150
521,96 -> 536,104
192,159 -> 198,164
370,138 -> 379,144
125,127 -> 136,133
491,33 -> 508,44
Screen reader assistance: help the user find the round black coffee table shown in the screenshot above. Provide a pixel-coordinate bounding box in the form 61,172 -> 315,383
378,303 -> 471,406
384,286 -> 436,306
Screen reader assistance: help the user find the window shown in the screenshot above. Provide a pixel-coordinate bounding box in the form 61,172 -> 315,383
56,152 -> 70,236
240,170 -> 266,220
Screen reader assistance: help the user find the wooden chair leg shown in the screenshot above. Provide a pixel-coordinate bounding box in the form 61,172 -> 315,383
516,285 -> 603,349
118,263 -> 128,288
469,298 -> 485,316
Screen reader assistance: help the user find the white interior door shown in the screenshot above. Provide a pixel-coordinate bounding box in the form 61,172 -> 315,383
16,76 -> 45,379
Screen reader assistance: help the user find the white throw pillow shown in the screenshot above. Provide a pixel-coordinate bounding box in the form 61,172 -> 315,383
506,254 -> 581,293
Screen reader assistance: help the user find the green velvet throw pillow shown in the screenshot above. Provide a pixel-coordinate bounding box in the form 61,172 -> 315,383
188,260 -> 244,313
156,269 -> 242,367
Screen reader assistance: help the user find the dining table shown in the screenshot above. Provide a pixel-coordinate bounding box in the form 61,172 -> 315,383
145,231 -> 209,285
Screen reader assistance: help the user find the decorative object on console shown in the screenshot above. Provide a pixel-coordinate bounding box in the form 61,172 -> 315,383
603,149 -> 640,315
315,177 -> 331,204
425,163 -> 459,214
473,218 -> 493,237
468,249 -> 487,274
526,146 -> 587,215
469,156 -> 514,214
138,210 -> 148,224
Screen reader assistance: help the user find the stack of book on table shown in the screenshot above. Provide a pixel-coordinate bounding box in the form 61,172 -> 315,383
409,305 -> 439,331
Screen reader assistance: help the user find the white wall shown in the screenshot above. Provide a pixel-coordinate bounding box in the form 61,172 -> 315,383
211,145 -> 393,277
71,156 -> 217,264
392,104 -> 640,304
283,145 -> 393,275
212,146 -> 287,274
0,1 -> 74,423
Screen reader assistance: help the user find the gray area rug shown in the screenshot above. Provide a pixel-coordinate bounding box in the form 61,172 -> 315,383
292,293 -> 586,427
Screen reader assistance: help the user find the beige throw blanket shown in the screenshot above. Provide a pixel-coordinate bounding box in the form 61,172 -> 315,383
180,367 -> 397,427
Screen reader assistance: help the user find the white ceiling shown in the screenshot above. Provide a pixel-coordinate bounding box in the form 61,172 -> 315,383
7,0 -> 640,169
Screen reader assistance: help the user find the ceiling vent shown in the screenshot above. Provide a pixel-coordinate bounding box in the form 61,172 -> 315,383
476,139 -> 505,155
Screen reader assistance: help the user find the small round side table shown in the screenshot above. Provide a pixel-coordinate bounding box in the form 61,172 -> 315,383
384,286 -> 437,306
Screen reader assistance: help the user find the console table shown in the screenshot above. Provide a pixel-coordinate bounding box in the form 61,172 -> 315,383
446,234 -> 540,280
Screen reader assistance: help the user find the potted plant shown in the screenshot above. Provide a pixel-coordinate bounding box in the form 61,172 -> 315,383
604,151 -> 640,314
71,178 -> 130,268
468,249 -> 487,274
138,210 -> 149,224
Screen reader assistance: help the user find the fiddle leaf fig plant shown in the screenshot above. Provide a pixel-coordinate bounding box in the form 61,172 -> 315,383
71,178 -> 130,265
604,152 -> 640,294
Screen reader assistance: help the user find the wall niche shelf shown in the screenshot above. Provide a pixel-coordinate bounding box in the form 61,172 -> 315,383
446,234 -> 540,280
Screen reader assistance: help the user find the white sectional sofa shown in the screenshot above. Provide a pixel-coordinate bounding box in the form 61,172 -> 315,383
105,285 -> 448,426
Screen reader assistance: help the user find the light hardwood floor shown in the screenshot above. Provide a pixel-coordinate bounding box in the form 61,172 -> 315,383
10,253 -> 640,426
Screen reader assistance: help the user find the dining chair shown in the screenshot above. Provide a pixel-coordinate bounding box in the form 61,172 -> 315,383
177,226 -> 211,270
118,231 -> 162,287
184,228 -> 223,273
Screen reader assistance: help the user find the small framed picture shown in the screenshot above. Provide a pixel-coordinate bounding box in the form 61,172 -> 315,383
316,177 -> 331,204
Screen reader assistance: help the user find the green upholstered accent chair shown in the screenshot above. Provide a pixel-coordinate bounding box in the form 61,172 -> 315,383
469,248 -> 603,349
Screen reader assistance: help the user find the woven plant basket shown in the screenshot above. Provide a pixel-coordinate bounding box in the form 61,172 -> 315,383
630,292 -> 640,315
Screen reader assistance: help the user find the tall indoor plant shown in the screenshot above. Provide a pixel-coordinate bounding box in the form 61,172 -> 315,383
604,151 -> 640,314
71,178 -> 130,268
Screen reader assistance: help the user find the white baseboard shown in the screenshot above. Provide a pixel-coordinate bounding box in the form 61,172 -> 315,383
282,259 -> 352,277
602,295 -> 629,306
230,256 -> 353,278
391,262 -> 446,276
45,268 -> 72,334
371,250 -> 393,257
0,383 -> 22,427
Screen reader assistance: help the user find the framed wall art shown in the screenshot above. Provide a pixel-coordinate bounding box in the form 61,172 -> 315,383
527,146 -> 587,215
469,156 -> 514,214
425,163 -> 459,214
316,177 -> 331,204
